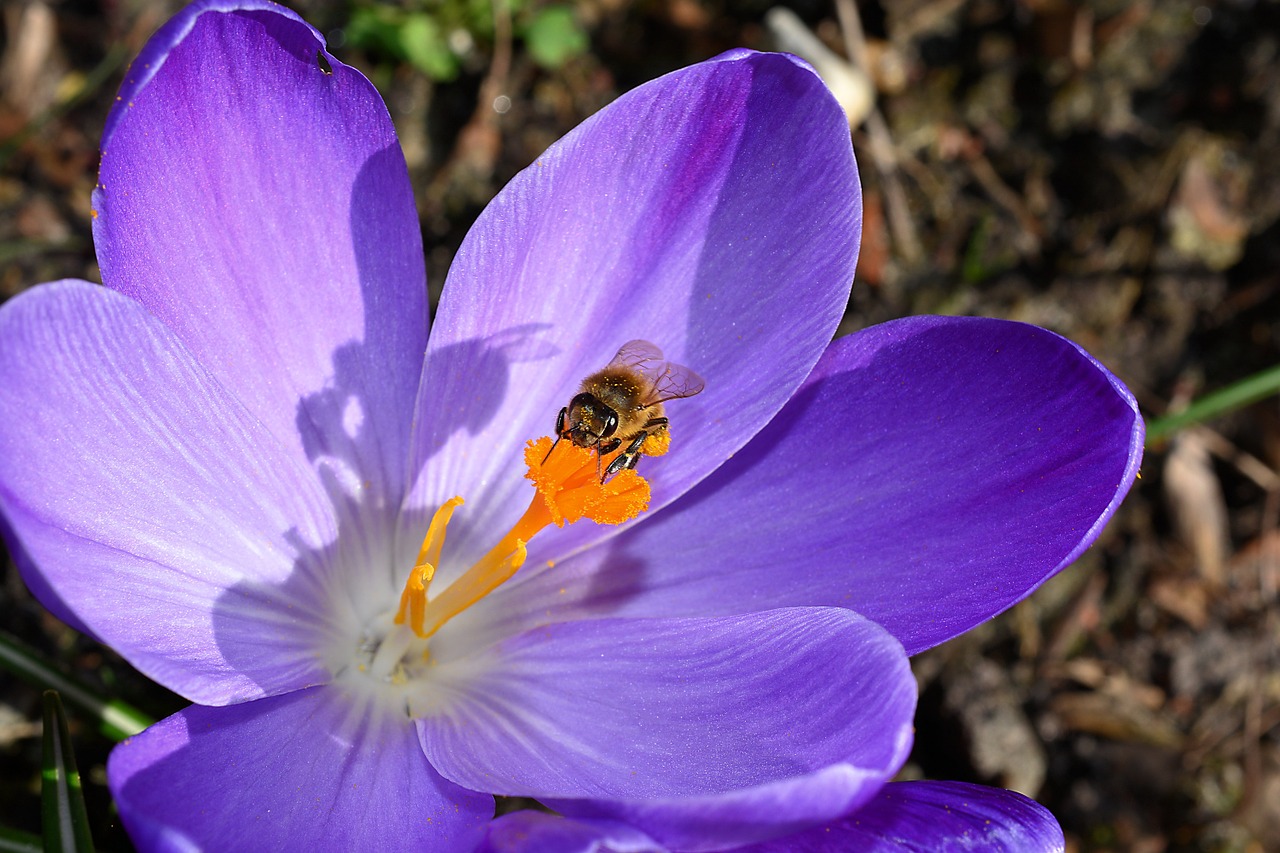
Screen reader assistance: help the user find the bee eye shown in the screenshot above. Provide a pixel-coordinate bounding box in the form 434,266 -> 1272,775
601,411 -> 618,438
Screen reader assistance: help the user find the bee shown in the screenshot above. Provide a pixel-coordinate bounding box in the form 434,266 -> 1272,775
551,340 -> 706,481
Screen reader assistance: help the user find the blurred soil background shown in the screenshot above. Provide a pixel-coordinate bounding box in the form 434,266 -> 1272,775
1,0 -> 1279,850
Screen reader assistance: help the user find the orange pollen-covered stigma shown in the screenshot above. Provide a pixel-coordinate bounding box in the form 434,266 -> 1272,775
393,437 -> 650,640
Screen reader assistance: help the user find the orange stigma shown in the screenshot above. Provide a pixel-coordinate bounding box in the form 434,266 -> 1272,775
393,437 -> 650,640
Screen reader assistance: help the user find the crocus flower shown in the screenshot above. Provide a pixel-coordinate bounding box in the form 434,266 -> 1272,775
0,1 -> 1142,851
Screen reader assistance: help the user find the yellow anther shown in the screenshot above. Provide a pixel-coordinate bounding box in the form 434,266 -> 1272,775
393,563 -> 432,636
414,496 -> 463,580
394,497 -> 463,636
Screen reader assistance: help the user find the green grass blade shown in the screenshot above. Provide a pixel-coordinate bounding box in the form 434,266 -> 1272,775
40,691 -> 94,853
0,826 -> 43,853
1146,363 -> 1280,444
0,632 -> 151,741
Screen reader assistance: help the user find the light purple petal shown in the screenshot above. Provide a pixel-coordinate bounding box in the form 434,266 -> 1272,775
419,607 -> 914,851
404,50 -> 860,576
480,812 -> 664,853
94,0 -> 426,514
740,781 -> 1065,852
483,316 -> 1142,655
0,510 -> 88,636
0,282 -> 342,703
109,686 -> 493,852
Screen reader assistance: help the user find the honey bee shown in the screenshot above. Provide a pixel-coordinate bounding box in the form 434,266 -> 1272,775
551,340 -> 706,480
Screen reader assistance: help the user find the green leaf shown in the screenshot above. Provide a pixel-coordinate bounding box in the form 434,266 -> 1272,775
345,7 -> 460,82
41,691 -> 94,853
524,5 -> 588,69
1146,363 -> 1280,444
401,13 -> 460,81
343,7 -> 407,59
0,631 -> 152,742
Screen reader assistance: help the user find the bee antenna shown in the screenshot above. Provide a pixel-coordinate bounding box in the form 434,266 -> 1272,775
543,434 -> 563,464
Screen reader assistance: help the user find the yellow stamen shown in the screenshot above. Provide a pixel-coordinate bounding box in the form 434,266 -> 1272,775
415,495 -> 463,578
392,438 -> 650,642
415,538 -> 528,639
394,496 -> 463,631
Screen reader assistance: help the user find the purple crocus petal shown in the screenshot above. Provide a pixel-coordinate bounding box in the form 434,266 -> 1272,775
0,510 -> 88,636
109,686 -> 493,852
480,811 -> 664,853
404,50 -> 860,572
482,315 -> 1142,656
94,0 -> 426,513
740,781 -> 1065,852
0,282 -> 341,703
419,607 -> 914,851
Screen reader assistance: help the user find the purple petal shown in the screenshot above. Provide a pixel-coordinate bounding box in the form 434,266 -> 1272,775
419,607 -> 914,851
740,781 -> 1065,852
485,316 -> 1142,655
94,1 -> 426,512
0,282 -> 342,703
403,50 -> 860,574
480,811 -> 664,853
110,686 -> 493,851
0,510 -> 88,635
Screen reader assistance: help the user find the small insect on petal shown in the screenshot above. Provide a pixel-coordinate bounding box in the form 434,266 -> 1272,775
551,340 -> 704,480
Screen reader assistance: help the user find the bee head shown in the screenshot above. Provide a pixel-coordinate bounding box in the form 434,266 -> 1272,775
565,393 -> 619,447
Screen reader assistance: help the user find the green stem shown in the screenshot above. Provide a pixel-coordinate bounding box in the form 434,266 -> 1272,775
1146,364 -> 1280,444
41,691 -> 95,853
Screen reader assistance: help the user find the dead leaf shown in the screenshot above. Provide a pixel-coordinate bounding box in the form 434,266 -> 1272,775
1164,431 -> 1231,586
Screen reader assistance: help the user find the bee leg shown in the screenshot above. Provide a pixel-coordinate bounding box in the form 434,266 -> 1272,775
603,433 -> 647,482
543,409 -> 570,463
642,416 -> 668,430
603,453 -> 631,481
594,437 -> 622,481
607,449 -> 641,478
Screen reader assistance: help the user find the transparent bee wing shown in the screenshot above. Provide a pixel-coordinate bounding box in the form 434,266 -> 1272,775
607,339 -> 707,406
607,339 -> 666,372
649,362 -> 707,404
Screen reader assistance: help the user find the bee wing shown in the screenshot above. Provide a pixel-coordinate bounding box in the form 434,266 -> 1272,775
607,340 -> 706,406
607,339 -> 667,373
646,360 -> 706,405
